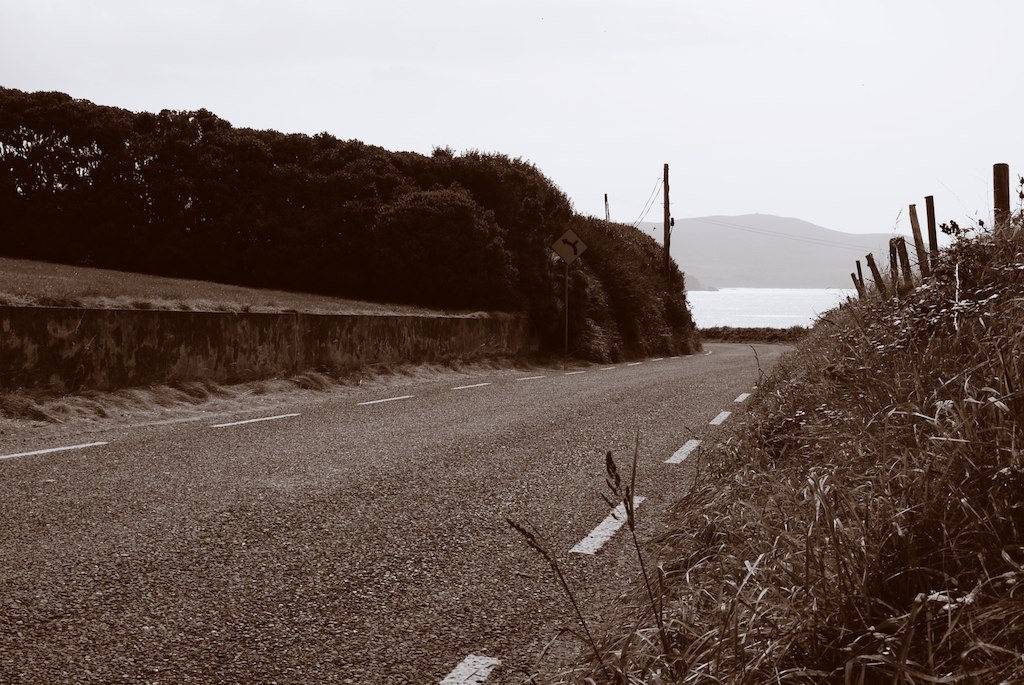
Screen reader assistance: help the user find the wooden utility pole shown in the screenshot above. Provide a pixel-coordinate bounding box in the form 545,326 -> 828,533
663,163 -> 671,275
925,195 -> 938,269
908,204 -> 930,277
604,193 -> 611,222
994,163 -> 1011,232
865,253 -> 888,298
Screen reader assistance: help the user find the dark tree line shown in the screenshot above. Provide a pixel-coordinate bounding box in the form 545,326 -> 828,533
0,86 -> 697,358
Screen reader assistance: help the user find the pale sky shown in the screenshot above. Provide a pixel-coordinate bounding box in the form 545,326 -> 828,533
3,1 -> 1021,236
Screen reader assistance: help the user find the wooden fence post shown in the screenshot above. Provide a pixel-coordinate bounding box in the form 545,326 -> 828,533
856,259 -> 865,290
851,272 -> 865,298
888,238 -> 899,293
865,253 -> 888,298
908,204 -> 931,277
994,163 -> 1010,232
896,237 -> 914,289
926,195 -> 938,269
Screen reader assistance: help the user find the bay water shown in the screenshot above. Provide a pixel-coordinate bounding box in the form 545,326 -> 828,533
686,288 -> 856,328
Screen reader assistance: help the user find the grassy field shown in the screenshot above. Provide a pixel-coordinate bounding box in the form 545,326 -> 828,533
544,223 -> 1024,683
0,257 -> 463,316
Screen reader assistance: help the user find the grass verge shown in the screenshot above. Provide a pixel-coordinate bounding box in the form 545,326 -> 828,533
555,223 -> 1024,682
699,325 -> 809,344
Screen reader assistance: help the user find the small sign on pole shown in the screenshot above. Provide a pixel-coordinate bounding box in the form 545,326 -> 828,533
551,230 -> 587,361
551,229 -> 587,265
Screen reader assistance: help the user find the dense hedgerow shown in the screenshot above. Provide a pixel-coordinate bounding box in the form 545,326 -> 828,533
568,220 -> 1024,682
0,87 -> 698,358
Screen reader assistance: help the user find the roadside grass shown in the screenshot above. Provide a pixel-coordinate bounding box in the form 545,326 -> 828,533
544,223 -> 1024,682
0,256 -> 470,316
0,357 -> 532,434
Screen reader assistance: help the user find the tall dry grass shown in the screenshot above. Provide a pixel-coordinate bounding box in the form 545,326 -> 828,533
565,221 -> 1024,683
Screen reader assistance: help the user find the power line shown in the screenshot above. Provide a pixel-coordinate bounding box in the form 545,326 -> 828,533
630,177 -> 662,227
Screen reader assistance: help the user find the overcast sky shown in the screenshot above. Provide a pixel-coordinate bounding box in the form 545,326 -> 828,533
3,1 -> 1021,236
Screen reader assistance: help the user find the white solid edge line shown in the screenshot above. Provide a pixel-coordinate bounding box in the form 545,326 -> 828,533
440,654 -> 502,684
211,413 -> 301,428
709,411 -> 732,426
564,370 -> 585,375
626,362 -> 642,366
516,375 -> 546,381
734,392 -> 752,403
570,497 -> 646,555
0,441 -> 109,461
665,439 -> 701,464
452,383 -> 492,390
357,395 -> 414,406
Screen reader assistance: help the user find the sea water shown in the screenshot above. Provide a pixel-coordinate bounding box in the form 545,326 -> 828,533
686,288 -> 855,328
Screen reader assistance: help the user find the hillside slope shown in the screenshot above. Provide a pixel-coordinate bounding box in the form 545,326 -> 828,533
644,214 -> 904,289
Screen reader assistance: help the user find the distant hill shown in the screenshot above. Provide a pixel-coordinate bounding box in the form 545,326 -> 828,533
642,215 -> 908,289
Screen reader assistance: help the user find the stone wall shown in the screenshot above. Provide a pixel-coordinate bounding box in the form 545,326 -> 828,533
0,306 -> 537,391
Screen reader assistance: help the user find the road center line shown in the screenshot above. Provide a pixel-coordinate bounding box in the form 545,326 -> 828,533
440,655 -> 502,684
0,441 -> 109,461
734,392 -> 752,403
666,439 -> 701,464
570,497 -> 646,555
357,395 -> 414,406
564,370 -> 585,375
452,383 -> 491,390
651,357 -> 664,361
210,413 -> 300,428
626,362 -> 642,367
709,411 -> 732,425
600,366 -> 616,371
516,375 -> 546,381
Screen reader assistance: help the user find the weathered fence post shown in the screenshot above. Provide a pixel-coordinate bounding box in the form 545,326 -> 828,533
851,272 -> 865,298
926,195 -> 938,269
908,204 -> 931,277
865,253 -> 888,298
994,163 -> 1011,232
896,237 -> 914,290
888,238 -> 899,293
856,259 -> 865,291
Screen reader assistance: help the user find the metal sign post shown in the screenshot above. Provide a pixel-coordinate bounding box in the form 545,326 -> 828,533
551,229 -> 587,361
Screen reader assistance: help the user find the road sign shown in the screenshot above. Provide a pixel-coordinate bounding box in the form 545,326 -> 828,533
551,229 -> 587,265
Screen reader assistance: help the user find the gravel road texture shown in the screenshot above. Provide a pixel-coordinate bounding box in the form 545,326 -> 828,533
0,343 -> 786,684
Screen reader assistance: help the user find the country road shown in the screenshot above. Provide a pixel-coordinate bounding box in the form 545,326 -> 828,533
0,342 -> 787,684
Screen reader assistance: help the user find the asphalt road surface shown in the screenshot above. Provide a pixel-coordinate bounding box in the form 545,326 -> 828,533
0,342 -> 787,684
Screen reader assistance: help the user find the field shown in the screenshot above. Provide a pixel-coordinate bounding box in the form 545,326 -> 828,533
0,257 -> 459,317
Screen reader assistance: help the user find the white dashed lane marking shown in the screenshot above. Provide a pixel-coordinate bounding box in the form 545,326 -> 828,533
626,362 -> 642,367
570,497 -> 646,555
516,375 -> 546,382
709,411 -> 732,426
0,441 -> 109,461
440,655 -> 502,684
452,383 -> 491,390
356,395 -> 414,406
600,366 -> 616,371
211,413 -> 301,428
734,392 -> 752,403
564,371 -> 585,375
651,357 -> 664,361
665,439 -> 701,464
